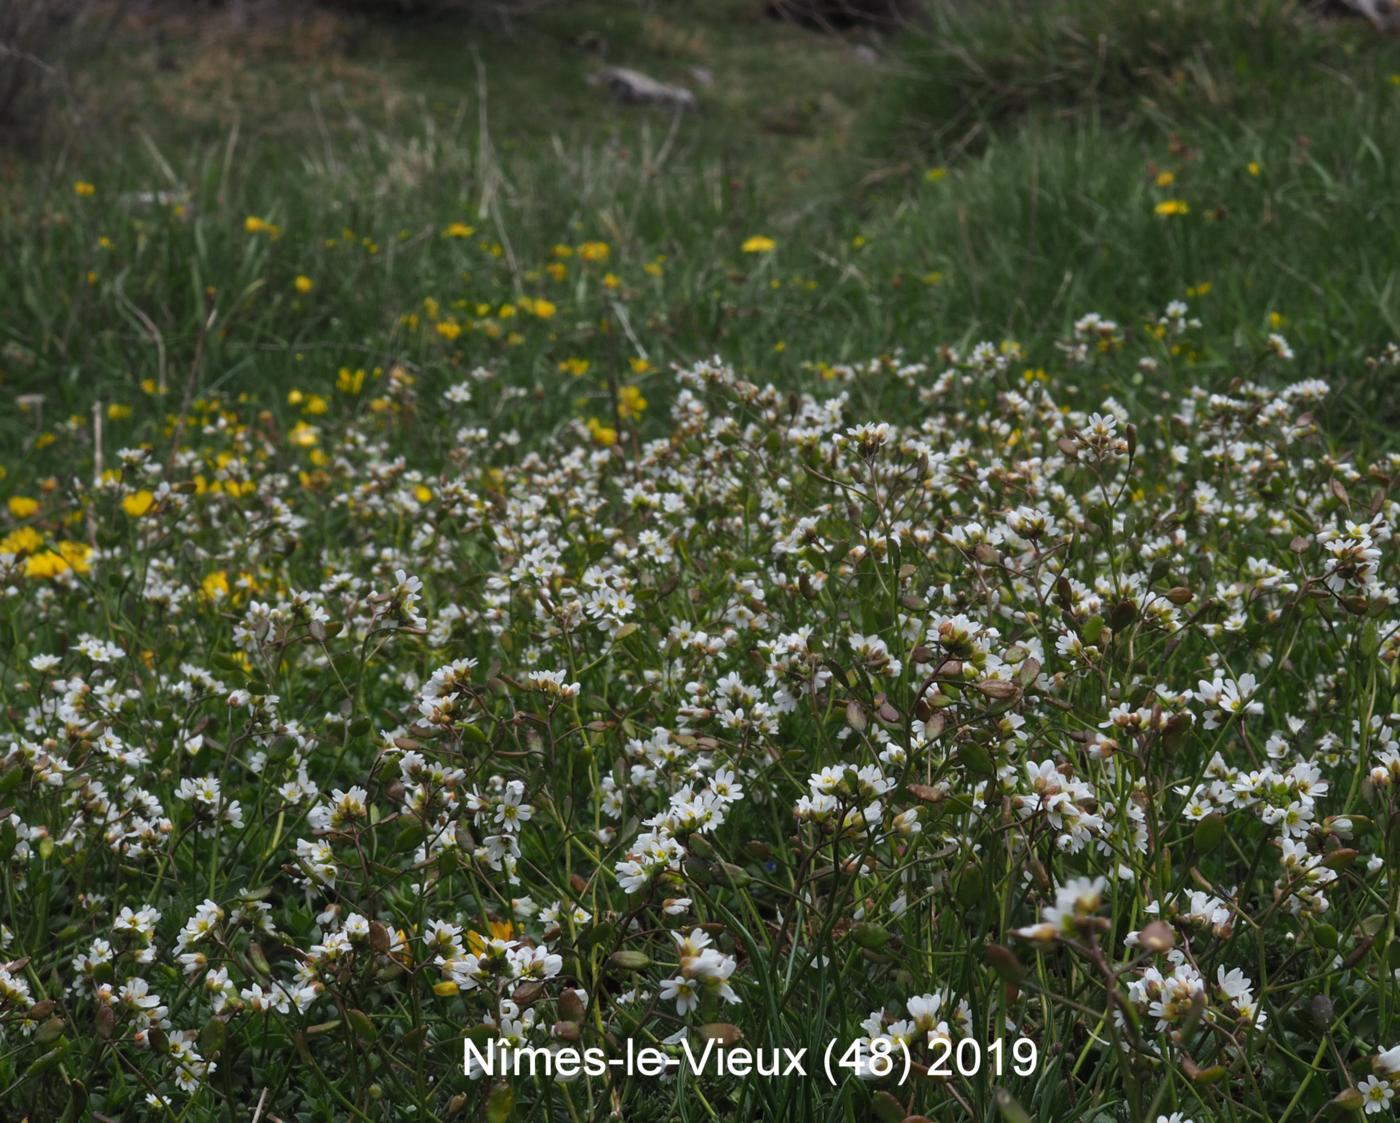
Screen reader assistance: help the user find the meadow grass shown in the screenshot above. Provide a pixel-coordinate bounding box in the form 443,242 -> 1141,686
1,2 -> 1400,1121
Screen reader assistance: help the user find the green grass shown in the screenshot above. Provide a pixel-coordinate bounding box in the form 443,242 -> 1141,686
4,0 -> 1400,451
1,2 -> 1400,1121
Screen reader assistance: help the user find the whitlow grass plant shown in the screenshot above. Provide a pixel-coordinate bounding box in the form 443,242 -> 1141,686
1,306 -> 1399,1121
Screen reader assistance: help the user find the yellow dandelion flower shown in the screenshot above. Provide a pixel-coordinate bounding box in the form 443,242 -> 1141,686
201,570 -> 230,601
741,235 -> 776,254
294,275 -> 314,294
618,386 -> 648,420
7,496 -> 38,519
586,418 -> 618,447
122,491 -> 155,517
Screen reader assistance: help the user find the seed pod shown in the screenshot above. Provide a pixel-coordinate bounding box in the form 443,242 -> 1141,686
697,1023 -> 743,1047
849,922 -> 890,949
1310,993 -> 1335,1028
35,1016 -> 64,1044
872,1091 -> 905,1123
558,988 -> 586,1022
1166,586 -> 1193,605
993,1087 -> 1032,1123
201,1015 -> 227,1057
608,950 -> 652,972
512,981 -> 545,1006
983,943 -> 1024,983
1192,813 -> 1226,854
369,921 -> 391,955
553,1020 -> 581,1041
346,1008 -> 376,1041
1333,1087 -> 1365,1111
486,1082 -> 514,1123
1138,921 -> 1175,954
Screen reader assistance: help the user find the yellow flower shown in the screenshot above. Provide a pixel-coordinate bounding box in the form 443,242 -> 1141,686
244,216 -> 281,238
73,180 -> 96,197
107,403 -> 133,421
414,484 -> 433,504
1154,200 -> 1190,217
586,418 -> 618,447
288,422 -> 319,448
25,541 -> 91,579
921,271 -> 944,286
529,299 -> 557,319
294,275 -> 314,294
201,570 -> 230,601
337,367 -> 366,395
618,385 -> 648,420
558,358 -> 590,377
1,526 -> 42,554
546,261 -> 567,281
122,490 -> 155,517
741,235 -> 776,254
1269,310 -> 1287,329
303,393 -> 329,415
466,920 -> 517,952
629,356 -> 652,375
1247,161 -> 1261,177
7,496 -> 38,519
1155,170 -> 1175,187
1186,281 -> 1212,298
578,241 -> 610,263
602,272 -> 621,290
443,222 -> 476,238
435,320 -> 463,341
924,167 -> 947,183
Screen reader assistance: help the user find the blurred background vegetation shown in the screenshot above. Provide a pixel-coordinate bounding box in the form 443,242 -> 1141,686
1,0 -> 1399,456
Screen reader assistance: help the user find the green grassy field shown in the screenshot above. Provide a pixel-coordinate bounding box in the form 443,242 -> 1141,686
2,2 -> 1400,1121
